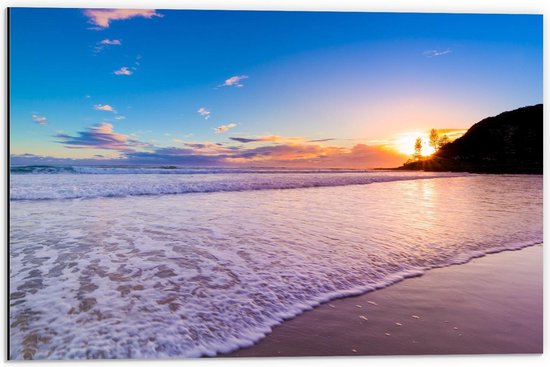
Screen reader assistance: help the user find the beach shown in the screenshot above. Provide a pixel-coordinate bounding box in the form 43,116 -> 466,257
229,244 -> 543,357
9,171 -> 543,359
8,4 -> 545,362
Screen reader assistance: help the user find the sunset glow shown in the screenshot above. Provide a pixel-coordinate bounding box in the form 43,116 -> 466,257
394,132 -> 435,157
7,7 -> 544,360
9,9 -> 542,168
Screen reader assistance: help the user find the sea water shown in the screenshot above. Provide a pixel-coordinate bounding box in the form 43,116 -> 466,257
9,167 -> 543,359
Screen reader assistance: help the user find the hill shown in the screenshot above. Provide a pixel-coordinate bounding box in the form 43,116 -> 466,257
398,104 -> 543,174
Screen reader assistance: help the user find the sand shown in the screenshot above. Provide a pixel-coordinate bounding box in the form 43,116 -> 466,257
227,244 -> 543,357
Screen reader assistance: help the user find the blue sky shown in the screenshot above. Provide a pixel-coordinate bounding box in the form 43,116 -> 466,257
9,8 -> 542,167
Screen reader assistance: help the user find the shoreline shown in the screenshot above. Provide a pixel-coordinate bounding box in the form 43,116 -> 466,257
226,244 -> 543,357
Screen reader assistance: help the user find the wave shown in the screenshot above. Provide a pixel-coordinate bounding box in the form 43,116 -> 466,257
10,171 -> 466,200
8,173 -> 543,359
10,165 -> 374,175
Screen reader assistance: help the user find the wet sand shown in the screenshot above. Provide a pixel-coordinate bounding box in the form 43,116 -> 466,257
227,244 -> 543,357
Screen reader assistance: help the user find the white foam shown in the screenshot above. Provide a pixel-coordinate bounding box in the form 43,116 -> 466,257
10,170 -> 466,200
9,174 -> 542,359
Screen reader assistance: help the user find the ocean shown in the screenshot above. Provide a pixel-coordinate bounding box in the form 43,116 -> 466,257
8,166 -> 543,359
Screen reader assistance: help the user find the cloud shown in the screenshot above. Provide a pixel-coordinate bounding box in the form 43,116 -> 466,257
84,9 -> 162,29
31,132 -> 408,168
120,143 -> 399,167
115,116 -> 126,120
423,49 -> 452,58
229,144 -> 345,162
114,66 -> 133,75
307,138 -> 337,143
229,135 -> 304,144
214,123 -> 237,133
230,137 -> 263,143
94,104 -> 116,112
94,38 -> 122,53
197,107 -> 211,120
124,147 -> 227,165
219,75 -> 248,88
226,143 -> 407,168
182,141 -> 237,154
32,114 -> 47,125
100,39 -> 121,45
56,123 -> 148,151
134,55 -> 142,67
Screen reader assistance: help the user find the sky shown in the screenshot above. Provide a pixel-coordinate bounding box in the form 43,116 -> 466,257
9,8 -> 542,168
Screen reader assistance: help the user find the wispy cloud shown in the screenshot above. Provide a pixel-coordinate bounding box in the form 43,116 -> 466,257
32,114 -> 47,125
36,133 -> 407,168
423,49 -> 452,58
56,123 -> 148,151
114,66 -> 133,75
230,137 -> 264,143
115,116 -> 126,120
124,148 -> 226,165
94,104 -> 116,112
183,141 -> 236,155
100,38 -> 121,45
307,138 -> 337,143
224,143 -> 407,168
94,38 -> 122,53
197,107 -> 211,120
214,123 -> 237,133
84,9 -> 162,29
232,144 -> 344,161
219,75 -> 248,88
229,135 -> 303,144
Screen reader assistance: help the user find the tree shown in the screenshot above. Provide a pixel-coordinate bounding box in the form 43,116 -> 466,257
438,135 -> 450,149
414,137 -> 423,160
429,129 -> 439,151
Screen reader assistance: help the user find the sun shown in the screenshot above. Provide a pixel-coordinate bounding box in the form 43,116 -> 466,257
393,132 -> 436,157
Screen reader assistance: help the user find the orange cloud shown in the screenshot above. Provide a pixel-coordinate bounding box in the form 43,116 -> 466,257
84,9 -> 162,29
226,142 -> 407,169
94,104 -> 116,112
230,135 -> 303,144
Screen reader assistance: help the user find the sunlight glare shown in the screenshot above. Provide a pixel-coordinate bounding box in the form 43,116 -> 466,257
394,132 -> 436,157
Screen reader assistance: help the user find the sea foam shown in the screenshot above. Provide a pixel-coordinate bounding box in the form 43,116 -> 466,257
10,170 -> 465,200
9,174 -> 543,359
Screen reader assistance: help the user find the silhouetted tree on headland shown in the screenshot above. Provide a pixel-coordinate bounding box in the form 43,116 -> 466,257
398,104 -> 543,174
413,137 -> 423,161
438,134 -> 450,149
429,129 -> 439,152
411,129 -> 451,162
429,129 -> 451,151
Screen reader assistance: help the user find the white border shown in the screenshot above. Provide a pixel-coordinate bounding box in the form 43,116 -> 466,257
1,1 -> 548,367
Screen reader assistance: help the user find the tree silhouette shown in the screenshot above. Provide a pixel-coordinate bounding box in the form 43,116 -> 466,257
438,134 -> 450,149
429,129 -> 439,151
414,137 -> 423,160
